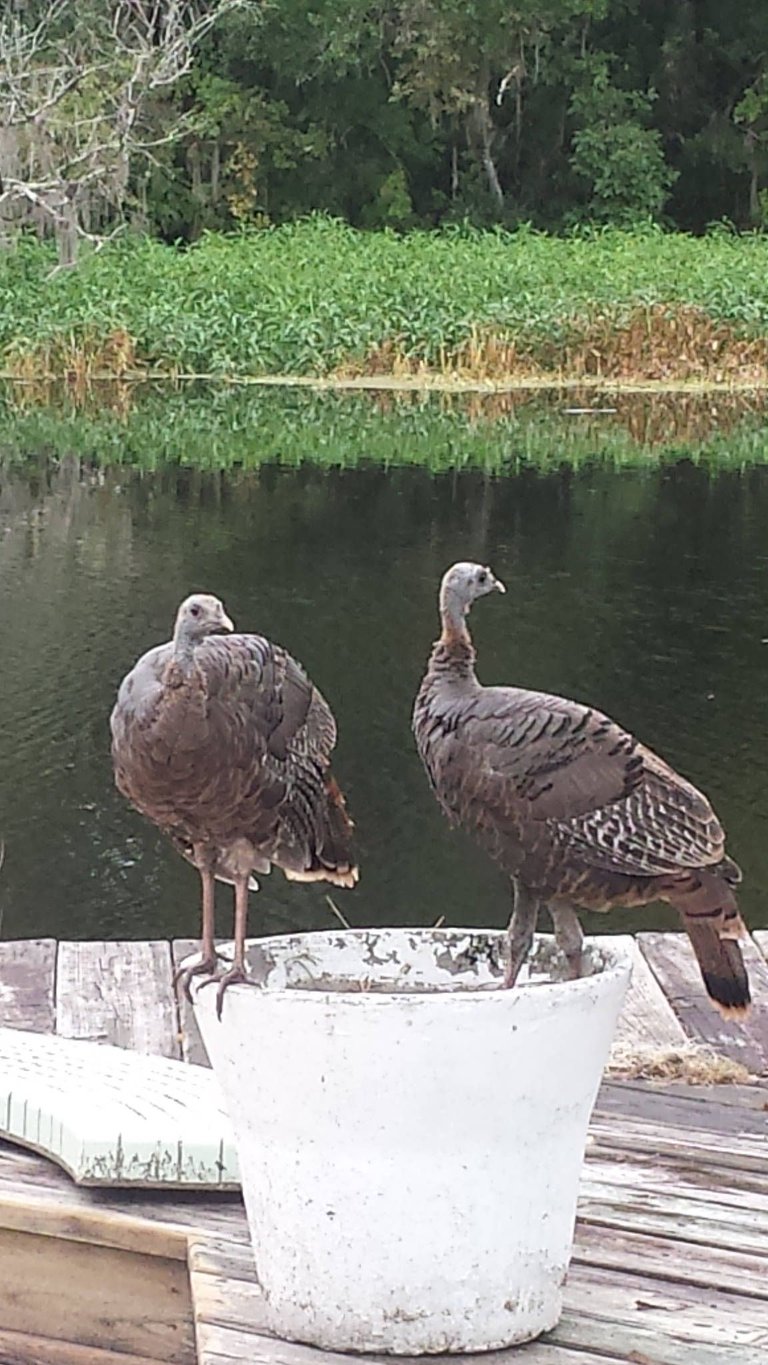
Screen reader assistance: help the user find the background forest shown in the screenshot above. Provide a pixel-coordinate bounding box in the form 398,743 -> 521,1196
4,1 -> 768,252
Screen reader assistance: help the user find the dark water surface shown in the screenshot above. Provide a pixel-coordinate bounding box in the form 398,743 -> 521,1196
2,401 -> 768,942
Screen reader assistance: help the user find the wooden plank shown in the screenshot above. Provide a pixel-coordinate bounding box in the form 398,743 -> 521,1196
755,930 -> 768,963
551,1307 -> 762,1365
173,938 -> 211,1068
587,1145 -> 768,1204
595,1078 -> 768,1137
587,1114 -> 768,1177
198,1319 -> 631,1365
0,1325 -> 170,1364
193,1257 -> 768,1364
0,1166 -> 248,1250
583,1157 -> 768,1217
0,1191 -> 190,1260
56,941 -> 180,1058
564,1260 -> 768,1341
572,1221 -> 768,1300
609,939 -> 688,1055
638,932 -> 768,1075
0,1225 -> 196,1363
192,1270 -> 633,1364
188,1232 -> 255,1282
601,1076 -> 768,1113
0,938 -> 56,1033
577,1191 -> 768,1255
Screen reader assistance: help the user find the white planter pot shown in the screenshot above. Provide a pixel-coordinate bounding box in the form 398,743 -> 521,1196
192,928 -> 632,1355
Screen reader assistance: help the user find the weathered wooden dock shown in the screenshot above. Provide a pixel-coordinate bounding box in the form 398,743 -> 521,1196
0,930 -> 767,1364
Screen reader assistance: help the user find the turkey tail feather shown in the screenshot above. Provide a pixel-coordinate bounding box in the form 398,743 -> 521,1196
283,773 -> 358,888
681,914 -> 751,1018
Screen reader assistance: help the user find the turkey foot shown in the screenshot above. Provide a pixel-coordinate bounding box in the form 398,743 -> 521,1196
197,963 -> 256,1019
173,950 -> 231,1004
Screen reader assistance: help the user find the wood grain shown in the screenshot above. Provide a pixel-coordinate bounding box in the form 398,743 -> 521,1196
197,1319 -> 630,1365
0,938 -> 56,1033
588,1111 -> 768,1171
563,1260 -> 768,1349
551,1305 -> 762,1365
638,931 -> 768,1074
609,938 -> 687,1053
0,1325 -> 169,1364
595,1078 -> 768,1137
572,1221 -> 768,1299
56,941 -> 179,1057
0,1190 -> 189,1259
0,1225 -> 195,1363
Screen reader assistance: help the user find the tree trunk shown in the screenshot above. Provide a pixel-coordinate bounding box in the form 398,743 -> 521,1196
211,140 -> 221,203
469,102 -> 504,209
55,193 -> 79,268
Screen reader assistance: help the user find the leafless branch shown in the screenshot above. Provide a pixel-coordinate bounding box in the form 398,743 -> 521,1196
0,0 -> 256,262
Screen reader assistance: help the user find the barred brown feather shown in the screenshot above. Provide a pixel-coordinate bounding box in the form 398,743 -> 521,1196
110,593 -> 357,1007
412,562 -> 750,1017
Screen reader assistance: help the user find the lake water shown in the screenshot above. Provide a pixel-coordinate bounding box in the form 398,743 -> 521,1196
1,385 -> 768,943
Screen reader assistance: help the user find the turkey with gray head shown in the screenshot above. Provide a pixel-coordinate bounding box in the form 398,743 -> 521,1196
412,561 -> 750,1018
111,593 -> 358,1015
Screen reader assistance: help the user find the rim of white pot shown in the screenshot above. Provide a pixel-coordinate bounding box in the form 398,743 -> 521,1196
190,928 -> 635,1011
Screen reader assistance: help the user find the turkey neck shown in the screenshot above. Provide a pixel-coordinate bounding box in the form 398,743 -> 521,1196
428,601 -> 478,684
168,623 -> 206,684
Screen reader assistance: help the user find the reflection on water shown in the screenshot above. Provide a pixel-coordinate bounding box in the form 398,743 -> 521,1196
1,399 -> 768,942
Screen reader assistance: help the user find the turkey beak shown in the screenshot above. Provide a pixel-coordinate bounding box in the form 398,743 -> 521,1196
219,611 -> 235,632
493,576 -> 506,594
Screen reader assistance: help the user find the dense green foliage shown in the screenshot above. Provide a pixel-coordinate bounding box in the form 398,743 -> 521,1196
6,3 -> 768,237
3,384 -> 768,472
26,2 -> 768,235
4,219 -> 768,376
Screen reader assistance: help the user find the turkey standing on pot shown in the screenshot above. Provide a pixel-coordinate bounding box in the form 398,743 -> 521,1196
412,561 -> 750,1018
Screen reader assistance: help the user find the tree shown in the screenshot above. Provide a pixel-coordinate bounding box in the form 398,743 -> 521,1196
0,0 -> 254,265
569,65 -> 676,223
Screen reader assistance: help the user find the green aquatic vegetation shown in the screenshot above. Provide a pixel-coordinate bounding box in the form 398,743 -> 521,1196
2,384 -> 768,473
4,221 -> 768,382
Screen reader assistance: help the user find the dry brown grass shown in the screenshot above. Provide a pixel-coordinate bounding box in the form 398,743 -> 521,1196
5,305 -> 768,405
606,1041 -> 754,1085
4,328 -> 143,385
341,305 -> 768,386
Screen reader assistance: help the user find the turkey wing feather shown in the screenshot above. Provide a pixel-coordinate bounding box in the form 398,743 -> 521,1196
449,686 -> 725,876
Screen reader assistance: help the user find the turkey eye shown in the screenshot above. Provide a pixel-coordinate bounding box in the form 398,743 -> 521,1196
190,604 -> 201,618
478,571 -> 487,585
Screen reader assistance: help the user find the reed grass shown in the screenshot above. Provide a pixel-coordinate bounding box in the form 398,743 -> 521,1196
4,220 -> 768,384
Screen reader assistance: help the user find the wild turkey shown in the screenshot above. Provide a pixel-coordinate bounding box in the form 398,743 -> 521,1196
111,593 -> 358,1015
412,561 -> 750,1018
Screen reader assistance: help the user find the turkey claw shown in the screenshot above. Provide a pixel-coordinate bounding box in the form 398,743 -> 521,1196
173,950 -> 231,1004
196,965 -> 256,1019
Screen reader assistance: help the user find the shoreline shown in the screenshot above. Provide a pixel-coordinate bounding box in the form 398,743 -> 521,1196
3,371 -> 768,396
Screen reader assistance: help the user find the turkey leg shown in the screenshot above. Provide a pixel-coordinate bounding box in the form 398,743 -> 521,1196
550,904 -> 584,980
214,873 -> 253,1018
502,881 -> 540,988
173,864 -> 225,1001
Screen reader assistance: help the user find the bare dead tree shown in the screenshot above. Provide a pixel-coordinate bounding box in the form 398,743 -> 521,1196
0,0 -> 253,266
